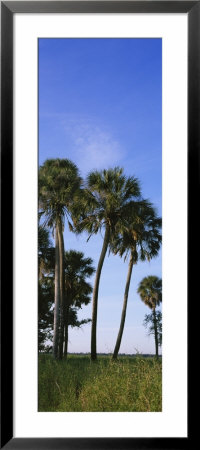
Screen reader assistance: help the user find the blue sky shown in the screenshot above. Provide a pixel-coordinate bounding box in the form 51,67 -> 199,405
39,38 -> 162,354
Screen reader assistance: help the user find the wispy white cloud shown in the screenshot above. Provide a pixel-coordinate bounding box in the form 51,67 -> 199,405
63,116 -> 125,174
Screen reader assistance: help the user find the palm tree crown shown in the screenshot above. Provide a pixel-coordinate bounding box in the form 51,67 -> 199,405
39,158 -> 82,229
64,250 -> 95,309
137,275 -> 162,310
110,202 -> 162,263
76,167 -> 141,236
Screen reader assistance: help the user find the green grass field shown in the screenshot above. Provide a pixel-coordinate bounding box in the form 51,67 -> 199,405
38,353 -> 162,412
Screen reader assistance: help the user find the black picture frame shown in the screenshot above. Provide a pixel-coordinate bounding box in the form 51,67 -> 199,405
0,1 -> 197,449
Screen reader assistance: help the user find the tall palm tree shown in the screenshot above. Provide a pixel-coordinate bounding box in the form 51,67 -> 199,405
137,275 -> 162,357
111,203 -> 162,359
75,167 -> 141,360
63,250 -> 95,357
39,158 -> 82,359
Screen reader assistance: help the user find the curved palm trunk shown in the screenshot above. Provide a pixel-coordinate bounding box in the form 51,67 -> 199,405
58,218 -> 65,359
153,308 -> 159,357
112,252 -> 134,359
53,225 -> 60,359
64,303 -> 69,357
91,225 -> 110,361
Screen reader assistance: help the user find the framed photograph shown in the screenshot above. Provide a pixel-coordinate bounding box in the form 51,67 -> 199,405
1,1 -> 197,449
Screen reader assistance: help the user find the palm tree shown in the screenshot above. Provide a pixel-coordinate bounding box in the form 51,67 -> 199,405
63,250 -> 95,357
38,234 -> 93,353
111,203 -> 162,359
39,158 -> 81,359
75,167 -> 141,360
137,275 -> 162,357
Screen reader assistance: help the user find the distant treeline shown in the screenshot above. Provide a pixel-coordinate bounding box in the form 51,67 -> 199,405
40,351 -> 162,357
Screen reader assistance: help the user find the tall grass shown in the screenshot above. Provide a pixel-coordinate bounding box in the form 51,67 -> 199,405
38,354 -> 162,412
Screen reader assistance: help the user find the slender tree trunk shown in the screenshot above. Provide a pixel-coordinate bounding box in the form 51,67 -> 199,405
64,303 -> 69,357
91,225 -> 110,361
53,225 -> 60,359
112,253 -> 134,359
58,218 -> 65,359
153,308 -> 159,357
